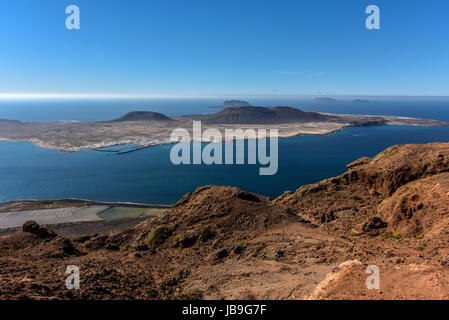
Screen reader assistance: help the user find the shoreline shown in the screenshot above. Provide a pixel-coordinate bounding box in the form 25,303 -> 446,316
0,124 -> 344,153
1,106 -> 448,154
0,216 -> 154,237
0,198 -> 172,210
1,120 -> 446,154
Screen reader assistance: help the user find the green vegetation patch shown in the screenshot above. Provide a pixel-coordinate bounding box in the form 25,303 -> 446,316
99,207 -> 167,221
392,232 -> 401,240
147,225 -> 172,249
382,232 -> 401,240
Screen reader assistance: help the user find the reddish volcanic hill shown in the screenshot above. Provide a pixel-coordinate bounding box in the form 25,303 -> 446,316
1,142 -> 449,300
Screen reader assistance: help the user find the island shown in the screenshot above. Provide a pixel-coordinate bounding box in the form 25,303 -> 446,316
208,100 -> 252,109
313,97 -> 336,103
0,104 -> 448,152
353,98 -> 369,103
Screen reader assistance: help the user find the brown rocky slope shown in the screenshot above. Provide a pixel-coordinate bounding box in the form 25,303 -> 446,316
1,142 -> 449,300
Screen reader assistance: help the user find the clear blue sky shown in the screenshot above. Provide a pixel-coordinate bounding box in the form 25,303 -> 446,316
0,0 -> 448,97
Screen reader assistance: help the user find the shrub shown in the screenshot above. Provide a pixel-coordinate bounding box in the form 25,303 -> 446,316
119,243 -> 131,251
147,225 -> 172,249
81,240 -> 91,249
198,226 -> 216,243
175,231 -> 198,249
392,232 -> 401,240
175,289 -> 203,300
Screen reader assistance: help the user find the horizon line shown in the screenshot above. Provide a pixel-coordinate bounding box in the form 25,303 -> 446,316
0,93 -> 449,100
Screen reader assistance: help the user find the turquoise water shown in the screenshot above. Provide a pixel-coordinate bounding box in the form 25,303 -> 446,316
0,125 -> 448,204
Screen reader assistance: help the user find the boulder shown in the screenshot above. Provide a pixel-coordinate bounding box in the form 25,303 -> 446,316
22,221 -> 56,239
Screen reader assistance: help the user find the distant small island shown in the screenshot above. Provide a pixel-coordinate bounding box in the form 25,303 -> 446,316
313,97 -> 336,103
208,100 -> 252,109
314,97 -> 371,103
0,103 -> 448,152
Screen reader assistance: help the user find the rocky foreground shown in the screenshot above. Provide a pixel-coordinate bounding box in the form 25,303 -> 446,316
1,142 -> 449,300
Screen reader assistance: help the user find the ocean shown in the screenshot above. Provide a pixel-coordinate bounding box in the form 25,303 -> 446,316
0,97 -> 448,204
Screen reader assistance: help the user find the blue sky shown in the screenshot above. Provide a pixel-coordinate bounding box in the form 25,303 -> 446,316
0,0 -> 448,97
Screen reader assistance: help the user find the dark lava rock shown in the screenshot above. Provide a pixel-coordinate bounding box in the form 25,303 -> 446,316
22,221 -> 57,239
73,235 -> 91,243
215,248 -> 229,259
135,244 -> 149,251
60,238 -> 77,255
320,211 -> 335,223
275,250 -> 284,260
208,248 -> 229,264
179,232 -> 198,249
233,245 -> 246,254
236,191 -> 260,202
362,217 -> 387,232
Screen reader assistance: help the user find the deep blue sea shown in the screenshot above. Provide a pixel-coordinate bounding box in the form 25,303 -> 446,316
0,97 -> 448,204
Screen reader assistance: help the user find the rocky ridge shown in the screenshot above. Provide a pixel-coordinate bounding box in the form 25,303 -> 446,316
1,142 -> 449,299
